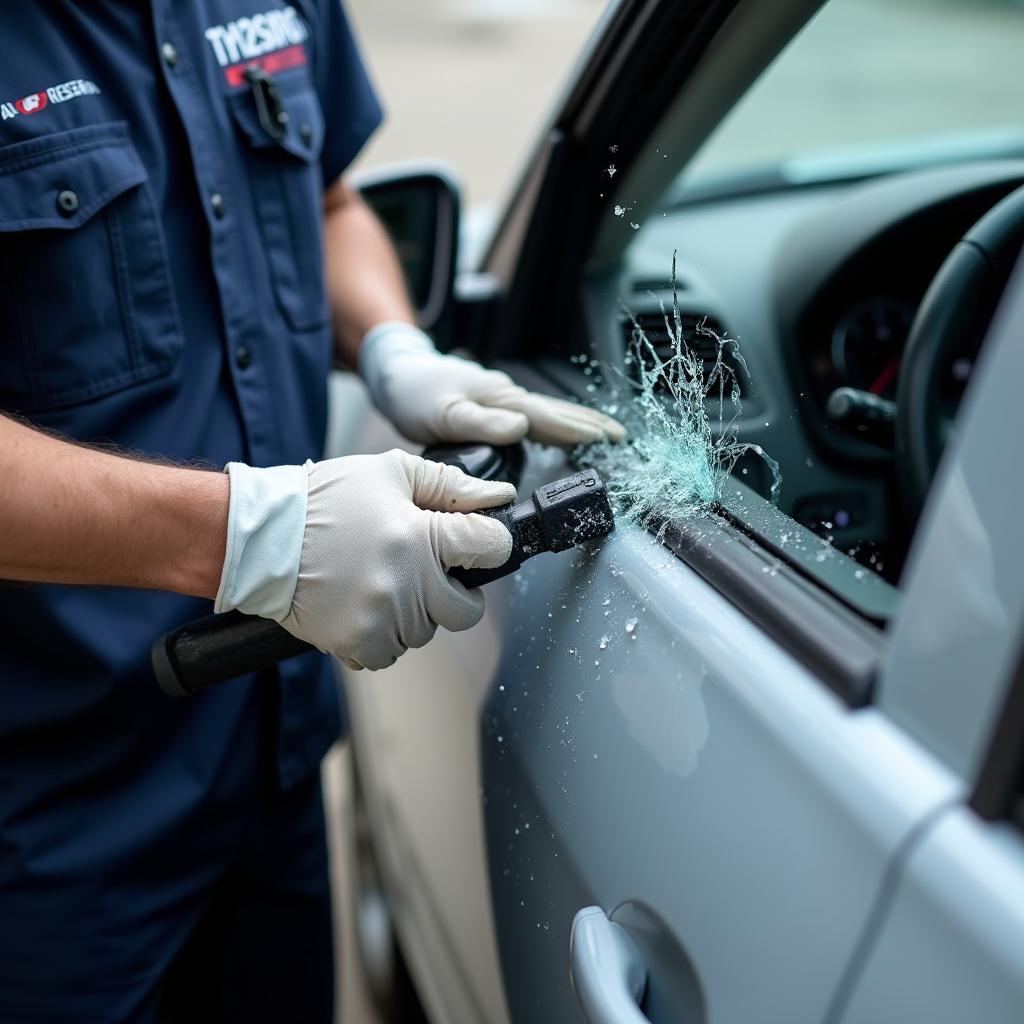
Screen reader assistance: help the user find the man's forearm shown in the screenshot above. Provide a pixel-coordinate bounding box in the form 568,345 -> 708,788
323,178 -> 416,368
0,416 -> 228,599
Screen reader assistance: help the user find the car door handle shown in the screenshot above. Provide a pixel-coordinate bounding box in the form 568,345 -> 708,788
570,906 -> 651,1024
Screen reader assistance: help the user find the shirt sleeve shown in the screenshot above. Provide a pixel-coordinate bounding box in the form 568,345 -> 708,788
308,0 -> 385,188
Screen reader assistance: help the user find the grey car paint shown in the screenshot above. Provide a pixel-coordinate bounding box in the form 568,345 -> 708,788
838,809 -> 1024,1023
330,244 -> 1024,1024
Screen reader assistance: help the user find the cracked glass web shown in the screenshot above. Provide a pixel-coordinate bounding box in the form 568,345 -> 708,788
581,254 -> 781,533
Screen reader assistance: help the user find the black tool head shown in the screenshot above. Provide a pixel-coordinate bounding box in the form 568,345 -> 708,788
533,468 -> 615,553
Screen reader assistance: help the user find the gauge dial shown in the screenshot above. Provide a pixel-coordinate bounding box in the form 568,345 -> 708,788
831,297 -> 915,398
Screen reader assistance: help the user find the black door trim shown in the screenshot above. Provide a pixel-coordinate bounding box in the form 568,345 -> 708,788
970,645 -> 1024,829
483,0 -> 743,361
654,512 -> 878,706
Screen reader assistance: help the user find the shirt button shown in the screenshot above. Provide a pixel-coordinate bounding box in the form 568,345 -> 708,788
161,42 -> 178,68
235,346 -> 252,370
299,122 -> 313,144
210,193 -> 225,219
56,190 -> 79,216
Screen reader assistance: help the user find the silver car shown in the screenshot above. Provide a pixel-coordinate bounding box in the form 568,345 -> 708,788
332,0 -> 1024,1020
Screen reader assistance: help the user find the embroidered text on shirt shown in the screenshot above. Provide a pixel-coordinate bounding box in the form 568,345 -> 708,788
1,79 -> 102,121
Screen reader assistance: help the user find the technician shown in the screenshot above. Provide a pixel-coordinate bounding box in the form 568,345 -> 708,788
0,3 -> 622,1022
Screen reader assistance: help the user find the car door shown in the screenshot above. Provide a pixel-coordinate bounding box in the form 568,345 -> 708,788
470,0 -> 1024,1020
477,267 -> 1024,1024
832,265 -> 1024,1023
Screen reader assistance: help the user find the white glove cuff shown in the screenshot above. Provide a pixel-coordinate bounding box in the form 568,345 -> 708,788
357,321 -> 436,410
214,461 -> 310,621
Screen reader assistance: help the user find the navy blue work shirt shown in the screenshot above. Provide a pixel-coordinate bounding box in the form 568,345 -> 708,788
0,0 -> 381,1005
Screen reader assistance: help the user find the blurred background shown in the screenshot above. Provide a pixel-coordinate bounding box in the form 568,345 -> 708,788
347,0 -> 607,208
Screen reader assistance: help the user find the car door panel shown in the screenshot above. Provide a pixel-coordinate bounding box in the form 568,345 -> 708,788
838,809 -> 1024,1024
481,445 -> 960,1023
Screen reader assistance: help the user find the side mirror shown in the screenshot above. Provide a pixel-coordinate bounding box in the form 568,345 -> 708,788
354,162 -> 460,350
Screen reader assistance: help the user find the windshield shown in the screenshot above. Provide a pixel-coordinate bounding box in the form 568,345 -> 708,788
680,0 -> 1024,195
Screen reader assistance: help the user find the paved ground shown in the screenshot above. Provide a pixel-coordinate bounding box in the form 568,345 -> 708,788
347,0 -> 607,208
347,0 -> 1024,209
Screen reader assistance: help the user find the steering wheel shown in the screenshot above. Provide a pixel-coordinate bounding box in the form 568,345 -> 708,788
896,183 -> 1024,522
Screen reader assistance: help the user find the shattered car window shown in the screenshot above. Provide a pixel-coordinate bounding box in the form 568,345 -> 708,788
576,0 -> 1023,602
585,255 -> 780,536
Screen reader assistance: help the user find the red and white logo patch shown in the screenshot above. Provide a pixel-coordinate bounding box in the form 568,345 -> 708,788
14,92 -> 48,115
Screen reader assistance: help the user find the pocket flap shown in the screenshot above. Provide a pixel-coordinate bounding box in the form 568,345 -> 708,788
0,122 -> 146,233
229,73 -> 325,163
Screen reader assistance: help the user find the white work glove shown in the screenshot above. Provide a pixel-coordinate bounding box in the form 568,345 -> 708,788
358,322 -> 626,446
215,449 -> 515,670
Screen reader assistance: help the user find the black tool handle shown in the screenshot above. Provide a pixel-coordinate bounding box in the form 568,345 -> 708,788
152,609 -> 310,697
152,512 -> 522,698
152,554 -> 517,698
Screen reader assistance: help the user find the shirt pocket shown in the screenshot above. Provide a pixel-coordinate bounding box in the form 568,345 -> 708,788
229,72 -> 328,334
0,122 -> 183,414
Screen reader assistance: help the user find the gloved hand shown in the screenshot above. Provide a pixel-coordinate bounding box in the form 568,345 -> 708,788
215,449 -> 515,670
358,322 -> 626,447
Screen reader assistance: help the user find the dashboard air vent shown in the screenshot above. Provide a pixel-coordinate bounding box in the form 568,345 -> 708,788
622,311 -> 747,396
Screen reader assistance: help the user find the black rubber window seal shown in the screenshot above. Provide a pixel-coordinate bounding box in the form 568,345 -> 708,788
970,642 -> 1024,830
652,508 -> 879,706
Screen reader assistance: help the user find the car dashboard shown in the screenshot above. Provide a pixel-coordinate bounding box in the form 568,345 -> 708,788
577,159 -> 1024,581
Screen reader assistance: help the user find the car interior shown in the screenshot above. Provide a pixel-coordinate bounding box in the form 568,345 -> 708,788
510,0 -> 1024,627
574,162 -> 1024,577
